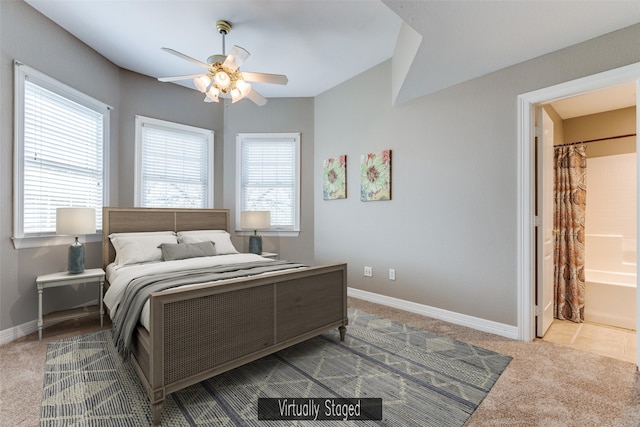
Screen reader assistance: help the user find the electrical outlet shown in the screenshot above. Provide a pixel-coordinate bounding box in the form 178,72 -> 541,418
364,266 -> 373,277
389,269 -> 396,281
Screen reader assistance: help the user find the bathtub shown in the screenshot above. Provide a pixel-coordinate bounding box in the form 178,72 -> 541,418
584,234 -> 637,330
584,269 -> 637,330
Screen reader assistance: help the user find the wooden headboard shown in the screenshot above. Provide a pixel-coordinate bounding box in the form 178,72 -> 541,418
102,207 -> 230,269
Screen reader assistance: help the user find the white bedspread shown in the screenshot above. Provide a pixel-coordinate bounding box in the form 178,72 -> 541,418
105,253 -> 273,331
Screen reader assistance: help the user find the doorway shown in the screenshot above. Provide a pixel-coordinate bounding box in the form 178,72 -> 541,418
537,95 -> 637,363
516,61 -> 640,368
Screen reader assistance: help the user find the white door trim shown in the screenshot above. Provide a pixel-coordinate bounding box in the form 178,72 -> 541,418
517,62 -> 640,359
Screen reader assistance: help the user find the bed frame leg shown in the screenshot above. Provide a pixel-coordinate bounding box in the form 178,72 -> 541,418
339,325 -> 346,341
151,402 -> 163,426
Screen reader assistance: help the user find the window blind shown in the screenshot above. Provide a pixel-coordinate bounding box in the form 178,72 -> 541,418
138,121 -> 211,208
240,138 -> 297,229
22,80 -> 104,235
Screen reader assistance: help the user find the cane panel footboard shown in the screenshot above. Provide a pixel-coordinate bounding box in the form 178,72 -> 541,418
131,264 -> 347,425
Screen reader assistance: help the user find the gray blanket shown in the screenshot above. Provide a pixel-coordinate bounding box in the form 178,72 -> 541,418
112,260 -> 306,358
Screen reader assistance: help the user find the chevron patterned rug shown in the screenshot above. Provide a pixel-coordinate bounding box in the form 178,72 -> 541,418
40,308 -> 511,426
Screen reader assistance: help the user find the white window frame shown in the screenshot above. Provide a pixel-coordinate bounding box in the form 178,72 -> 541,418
13,61 -> 110,249
235,132 -> 301,237
134,115 -> 214,208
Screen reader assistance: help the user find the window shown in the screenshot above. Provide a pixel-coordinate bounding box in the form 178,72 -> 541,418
236,133 -> 300,236
134,116 -> 214,208
13,62 -> 110,248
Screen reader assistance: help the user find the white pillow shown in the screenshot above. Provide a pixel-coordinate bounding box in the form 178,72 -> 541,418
177,230 -> 239,255
109,231 -> 178,265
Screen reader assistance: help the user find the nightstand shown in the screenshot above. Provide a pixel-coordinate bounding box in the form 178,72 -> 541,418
36,268 -> 105,340
261,252 -> 278,259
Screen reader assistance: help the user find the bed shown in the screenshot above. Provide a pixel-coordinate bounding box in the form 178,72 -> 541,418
101,207 -> 348,425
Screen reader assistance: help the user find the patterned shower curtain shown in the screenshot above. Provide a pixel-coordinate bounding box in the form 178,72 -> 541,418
554,144 -> 587,323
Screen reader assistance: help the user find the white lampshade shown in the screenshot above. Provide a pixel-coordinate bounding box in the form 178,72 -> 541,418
193,75 -> 211,93
240,211 -> 271,230
56,208 -> 96,236
236,79 -> 251,97
214,70 -> 230,89
230,88 -> 242,103
205,86 -> 220,102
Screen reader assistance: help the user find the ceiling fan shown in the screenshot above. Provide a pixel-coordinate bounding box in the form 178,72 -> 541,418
158,20 -> 288,106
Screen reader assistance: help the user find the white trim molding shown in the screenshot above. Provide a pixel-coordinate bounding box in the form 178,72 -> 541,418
235,132 -> 301,235
348,287 -> 519,340
0,299 -> 99,345
516,61 -> 640,350
134,115 -> 215,209
0,320 -> 38,346
13,61 -> 111,245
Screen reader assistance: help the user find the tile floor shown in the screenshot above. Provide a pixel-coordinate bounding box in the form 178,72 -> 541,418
541,319 -> 637,364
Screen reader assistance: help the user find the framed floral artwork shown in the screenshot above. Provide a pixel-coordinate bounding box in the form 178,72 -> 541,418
360,150 -> 391,201
323,155 -> 347,200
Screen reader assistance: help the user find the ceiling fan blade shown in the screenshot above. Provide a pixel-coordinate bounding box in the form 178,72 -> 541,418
161,47 -> 210,71
242,71 -> 288,85
223,45 -> 250,71
246,88 -> 267,106
158,73 -> 206,82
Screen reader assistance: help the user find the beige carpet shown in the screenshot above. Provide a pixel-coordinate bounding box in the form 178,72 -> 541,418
1,297 -> 639,426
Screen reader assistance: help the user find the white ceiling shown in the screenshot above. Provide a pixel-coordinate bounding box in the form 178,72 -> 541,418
551,83 -> 637,120
25,0 -> 404,99
25,0 -> 640,113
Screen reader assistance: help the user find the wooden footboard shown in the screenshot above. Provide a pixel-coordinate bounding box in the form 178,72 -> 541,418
129,263 -> 348,425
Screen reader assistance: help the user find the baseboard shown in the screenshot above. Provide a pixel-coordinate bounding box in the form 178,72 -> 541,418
348,287 -> 519,340
0,299 -> 100,346
0,319 -> 39,346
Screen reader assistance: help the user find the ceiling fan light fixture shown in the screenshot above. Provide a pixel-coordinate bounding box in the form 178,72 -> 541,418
205,86 -> 220,102
194,75 -> 211,93
236,79 -> 251,97
230,88 -> 243,103
214,70 -> 230,89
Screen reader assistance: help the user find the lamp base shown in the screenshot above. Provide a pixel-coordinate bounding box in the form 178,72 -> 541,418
68,243 -> 85,274
248,236 -> 262,255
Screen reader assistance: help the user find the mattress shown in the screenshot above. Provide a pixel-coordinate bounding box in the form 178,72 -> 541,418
104,253 -> 276,331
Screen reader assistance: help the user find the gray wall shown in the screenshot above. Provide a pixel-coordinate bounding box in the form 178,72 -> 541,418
314,23 -> 640,326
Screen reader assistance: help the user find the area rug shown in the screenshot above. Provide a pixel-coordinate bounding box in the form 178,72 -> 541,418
40,308 -> 511,426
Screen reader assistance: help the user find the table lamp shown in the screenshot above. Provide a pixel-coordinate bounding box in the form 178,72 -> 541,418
240,211 -> 271,255
56,207 -> 96,274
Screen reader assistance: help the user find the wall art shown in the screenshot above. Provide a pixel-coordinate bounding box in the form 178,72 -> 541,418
360,149 -> 391,201
323,155 -> 347,200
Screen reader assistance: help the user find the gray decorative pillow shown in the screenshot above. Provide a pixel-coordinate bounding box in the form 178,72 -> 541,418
158,241 -> 217,261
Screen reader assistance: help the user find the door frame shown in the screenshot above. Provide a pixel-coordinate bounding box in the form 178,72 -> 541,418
516,62 -> 640,366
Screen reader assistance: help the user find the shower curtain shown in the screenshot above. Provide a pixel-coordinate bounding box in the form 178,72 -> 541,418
554,144 -> 587,323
